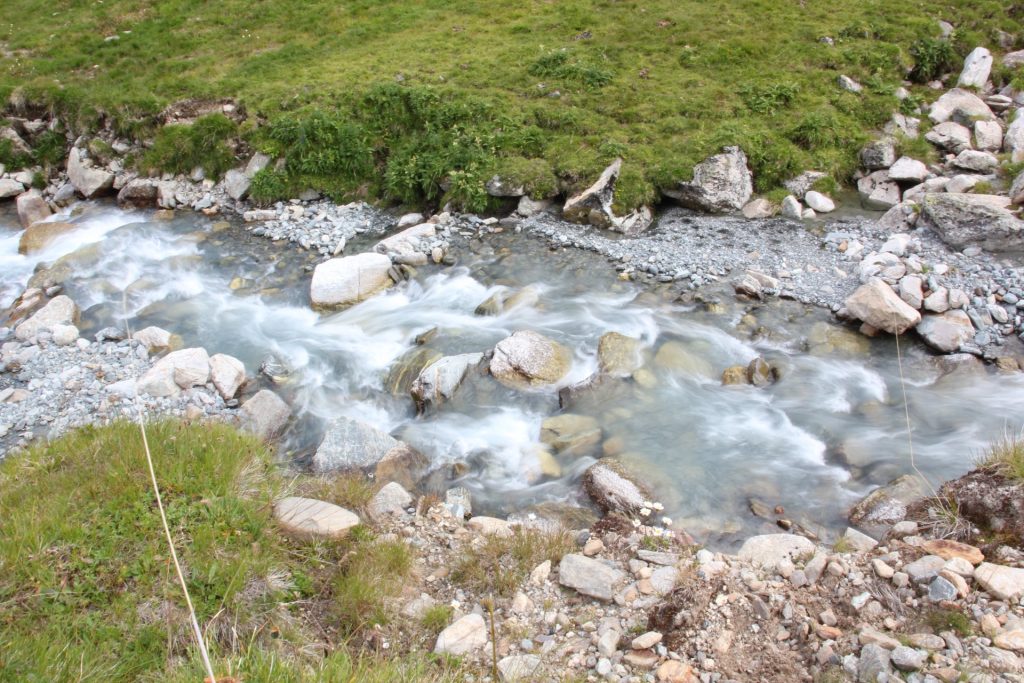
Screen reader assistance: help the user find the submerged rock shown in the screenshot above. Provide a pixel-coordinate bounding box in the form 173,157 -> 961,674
312,416 -> 400,473
540,414 -> 602,457
18,221 -> 75,254
597,331 -> 642,377
662,146 -> 753,213
489,330 -> 572,389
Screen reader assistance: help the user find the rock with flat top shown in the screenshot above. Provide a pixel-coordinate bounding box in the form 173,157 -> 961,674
136,347 -> 210,397
14,295 -> 79,342
919,193 -> 1021,252
490,330 -> 571,389
974,563 -> 1024,601
310,252 -> 394,310
313,416 -> 400,473
916,311 -> 975,353
558,553 -> 626,601
67,148 -> 114,198
737,534 -> 815,569
274,496 -> 359,539
435,614 -> 488,655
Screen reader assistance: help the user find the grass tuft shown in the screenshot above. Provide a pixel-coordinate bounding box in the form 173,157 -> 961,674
978,433 -> 1024,481
452,526 -> 574,597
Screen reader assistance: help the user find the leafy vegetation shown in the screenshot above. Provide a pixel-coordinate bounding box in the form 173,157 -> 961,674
140,114 -> 238,180
0,421 -> 457,682
1,0 -> 1020,209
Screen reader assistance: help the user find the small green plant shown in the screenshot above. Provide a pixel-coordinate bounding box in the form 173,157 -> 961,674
332,536 -> 413,635
249,167 -> 291,206
420,604 -> 454,636
738,82 -> 799,115
141,113 -> 237,180
640,534 -> 672,551
925,608 -> 972,637
909,37 -> 957,84
528,50 -> 614,89
833,535 -> 854,553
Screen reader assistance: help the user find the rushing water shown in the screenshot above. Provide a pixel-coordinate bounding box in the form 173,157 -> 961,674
4,202 -> 1024,547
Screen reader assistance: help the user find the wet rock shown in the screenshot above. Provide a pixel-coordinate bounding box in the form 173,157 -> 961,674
274,496 -> 359,539
116,179 -> 159,208
919,193 -> 1021,252
0,178 -> 24,198
411,352 -> 483,409
312,416 -> 400,473
540,414 -> 602,457
375,222 -> 436,265
136,347 -> 211,397
435,614 -> 488,655
17,221 -> 76,254
15,189 -> 52,228
597,332 -> 642,377
14,295 -> 79,342
737,534 -> 815,569
928,88 -> 994,125
746,356 -> 777,386
558,553 -> 626,601
653,340 -> 713,378
374,443 -> 429,491
385,346 -> 442,395
475,285 -> 540,315
849,475 -> 927,526
209,353 -> 245,399
916,310 -> 974,353
844,278 -> 921,335
309,252 -> 394,310
366,481 -> 413,523
489,330 -> 572,389
563,158 -> 653,235
582,458 -> 650,516
722,365 -> 746,385
662,146 -> 753,213
67,148 -> 114,198
239,389 -> 291,441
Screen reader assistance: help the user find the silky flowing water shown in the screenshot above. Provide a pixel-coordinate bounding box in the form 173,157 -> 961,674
4,202 -> 1024,546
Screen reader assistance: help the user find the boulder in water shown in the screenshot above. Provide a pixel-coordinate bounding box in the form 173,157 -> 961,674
489,330 -> 572,389
385,346 -> 442,395
309,252 -> 394,310
662,146 -> 753,213
312,416 -> 401,473
411,352 -> 483,409
597,331 -> 642,377
15,190 -> 52,228
18,221 -> 76,255
540,414 -> 602,457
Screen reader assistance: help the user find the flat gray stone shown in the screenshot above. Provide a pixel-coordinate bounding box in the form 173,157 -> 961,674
737,534 -> 815,569
558,553 -> 626,601
497,654 -> 542,682
312,416 -> 400,473
904,555 -> 946,583
274,496 -> 360,538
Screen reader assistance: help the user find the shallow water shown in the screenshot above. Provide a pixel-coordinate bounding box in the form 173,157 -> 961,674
4,203 -> 1024,547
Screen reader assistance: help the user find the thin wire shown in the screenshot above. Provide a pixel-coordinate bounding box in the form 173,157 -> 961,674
122,293 -> 216,681
892,313 -> 939,501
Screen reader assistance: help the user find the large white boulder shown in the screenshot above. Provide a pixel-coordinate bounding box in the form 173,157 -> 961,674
957,47 -> 993,88
309,252 -> 393,310
209,353 -> 245,399
489,330 -> 572,389
67,147 -> 114,198
844,278 -> 921,335
662,146 -> 753,213
136,347 -> 211,397
14,295 -> 79,341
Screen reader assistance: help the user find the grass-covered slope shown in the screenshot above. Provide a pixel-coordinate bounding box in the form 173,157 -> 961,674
1,1 -> 1020,209
0,421 -> 460,683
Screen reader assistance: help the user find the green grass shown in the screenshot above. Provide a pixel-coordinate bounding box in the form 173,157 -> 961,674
1,0 -> 1020,209
924,608 -> 972,637
978,433 -> 1024,481
0,421 -> 454,682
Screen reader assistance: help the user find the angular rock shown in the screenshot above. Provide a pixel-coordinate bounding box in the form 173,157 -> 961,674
843,527 -> 878,552
582,458 -> 650,516
466,516 -> 513,537
209,353 -> 245,399
133,326 -> 177,352
309,252 -> 394,310
662,146 -> 752,213
366,481 -> 413,522
858,643 -> 891,682
66,148 -> 113,198
844,278 -> 921,335
784,171 -> 828,199
887,157 -> 929,183
312,416 -> 400,473
974,563 -> 1024,601
489,330 -> 572,389
434,613 -> 488,655
954,149 -> 998,173
274,496 -> 359,539
15,295 -> 79,341
516,195 -> 552,217
919,193 -> 1022,252
781,195 -> 803,219
860,138 -> 897,170
0,178 -> 24,198
239,389 -> 291,441
974,120 -> 1003,152
1007,110 -> 1024,163
116,179 -> 159,208
904,555 -> 946,583
15,190 -> 51,228
223,169 -> 251,201
916,311 -> 974,353
928,88 -> 994,125
958,47 -> 993,88
741,198 -> 775,219
925,121 -> 973,153
136,347 -> 211,397
411,352 -> 483,408
857,171 -> 901,210
899,276 -> 924,309
563,159 -> 653,235
374,443 -> 429,491
737,534 -> 815,569
891,645 -> 926,671
558,553 -> 626,601
375,223 -> 436,266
